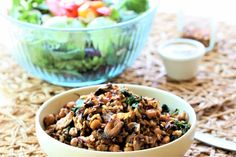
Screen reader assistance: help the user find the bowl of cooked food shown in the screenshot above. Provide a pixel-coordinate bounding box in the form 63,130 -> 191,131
36,83 -> 196,157
3,0 -> 157,87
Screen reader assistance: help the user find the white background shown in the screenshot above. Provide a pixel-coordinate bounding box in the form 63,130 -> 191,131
158,0 -> 236,25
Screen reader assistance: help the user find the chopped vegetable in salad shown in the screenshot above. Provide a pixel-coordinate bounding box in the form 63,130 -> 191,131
9,0 -> 149,26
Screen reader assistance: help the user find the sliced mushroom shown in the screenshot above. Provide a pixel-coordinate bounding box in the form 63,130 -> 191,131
94,83 -> 112,96
90,114 -> 102,121
56,111 -> 74,130
113,111 -> 135,120
127,122 -> 140,133
145,109 -> 160,119
73,115 -> 83,130
104,119 -> 124,137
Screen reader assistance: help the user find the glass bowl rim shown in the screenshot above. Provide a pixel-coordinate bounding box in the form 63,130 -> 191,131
1,0 -> 158,32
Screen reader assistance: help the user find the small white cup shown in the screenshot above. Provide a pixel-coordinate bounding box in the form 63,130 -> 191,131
158,38 -> 206,81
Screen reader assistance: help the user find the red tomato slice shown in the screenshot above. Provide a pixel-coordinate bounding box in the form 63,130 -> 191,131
46,0 -> 84,18
60,0 -> 84,17
65,8 -> 79,17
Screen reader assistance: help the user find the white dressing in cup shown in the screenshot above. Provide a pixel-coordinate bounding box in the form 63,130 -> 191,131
158,38 -> 206,81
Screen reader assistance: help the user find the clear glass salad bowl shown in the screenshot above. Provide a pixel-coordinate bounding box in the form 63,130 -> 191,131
4,0 -> 157,87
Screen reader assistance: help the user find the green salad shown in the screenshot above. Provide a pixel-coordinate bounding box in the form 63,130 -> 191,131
9,0 -> 150,79
10,0 -> 149,25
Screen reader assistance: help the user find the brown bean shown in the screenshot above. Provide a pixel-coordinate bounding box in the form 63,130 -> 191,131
150,120 -> 157,127
156,110 -> 161,117
178,112 -> 188,121
124,146 -> 133,151
146,109 -> 157,119
104,119 -> 124,137
134,108 -> 142,118
162,136 -> 170,144
109,144 -> 120,152
69,127 -> 78,137
96,144 -> 108,151
156,134 -> 162,141
58,108 -> 68,119
133,140 -> 141,150
70,138 -> 78,146
90,119 -> 101,130
172,130 -> 182,136
160,115 -> 169,121
43,114 -> 55,127
66,101 -> 76,108
145,136 -> 156,144
154,127 -> 162,135
59,135 -> 65,142
160,122 -> 166,128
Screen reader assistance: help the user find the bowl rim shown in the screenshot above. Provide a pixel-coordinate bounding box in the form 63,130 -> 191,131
36,83 -> 197,154
2,0 -> 158,32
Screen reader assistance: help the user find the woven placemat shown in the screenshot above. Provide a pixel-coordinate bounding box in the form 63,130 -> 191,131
1,13 -> 236,157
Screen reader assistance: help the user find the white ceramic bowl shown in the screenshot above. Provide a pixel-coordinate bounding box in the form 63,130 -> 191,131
36,84 -> 197,157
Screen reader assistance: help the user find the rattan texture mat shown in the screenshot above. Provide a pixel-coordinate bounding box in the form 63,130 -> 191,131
0,13 -> 236,157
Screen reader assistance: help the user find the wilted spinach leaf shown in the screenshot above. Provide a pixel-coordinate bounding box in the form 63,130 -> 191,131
173,120 -> 191,134
121,89 -> 141,108
171,109 -> 179,116
161,104 -> 170,113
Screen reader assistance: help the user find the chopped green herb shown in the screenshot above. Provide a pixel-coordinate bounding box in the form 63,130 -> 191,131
125,94 -> 141,106
170,134 -> 179,141
121,88 -> 132,97
171,109 -> 179,116
121,89 -> 141,107
173,120 -> 191,134
161,104 -> 170,113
